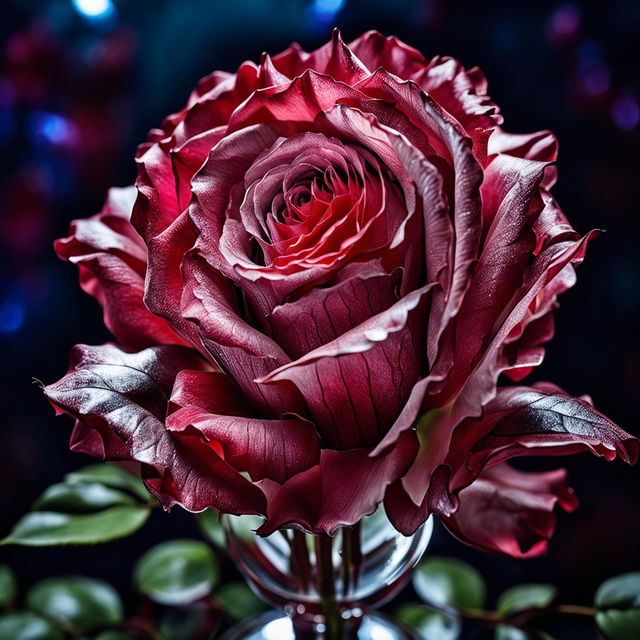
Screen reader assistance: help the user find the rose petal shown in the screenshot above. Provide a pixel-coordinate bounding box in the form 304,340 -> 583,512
267,263 -> 402,359
440,464 -> 578,557
55,187 -> 184,350
44,343 -> 265,515
168,405 -> 320,484
258,285 -> 432,448
180,251 -> 307,418
256,430 -> 418,536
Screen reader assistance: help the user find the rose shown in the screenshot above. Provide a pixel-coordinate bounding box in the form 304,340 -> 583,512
45,31 -> 638,557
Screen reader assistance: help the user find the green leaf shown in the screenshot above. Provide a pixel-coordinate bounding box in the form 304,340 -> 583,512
496,627 -> 527,640
0,611 -> 64,640
26,576 -> 123,635
497,584 -> 558,615
94,632 -> 131,640
495,627 -> 555,640
33,482 -> 135,513
595,573 -> 640,640
596,573 -> 640,609
413,556 -> 487,610
1,506 -> 150,546
135,540 -> 219,605
0,566 -> 17,608
396,603 -> 461,640
596,610 -> 640,640
215,583 -> 267,621
159,606 -> 219,640
196,510 -> 226,549
65,464 -> 150,502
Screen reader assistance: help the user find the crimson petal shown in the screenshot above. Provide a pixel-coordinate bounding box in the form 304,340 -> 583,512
166,369 -> 320,484
258,285 -> 432,448
256,431 -> 418,536
457,383 -> 640,483
440,464 -> 578,558
55,187 -> 184,350
44,344 -> 266,515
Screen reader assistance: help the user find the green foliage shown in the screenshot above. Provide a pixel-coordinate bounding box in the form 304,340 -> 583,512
134,539 -> 219,606
26,576 -> 123,635
158,605 -> 219,640
413,556 -> 487,610
497,584 -> 558,615
495,628 -> 528,640
0,611 -> 64,640
595,573 -> 640,640
0,565 -> 17,608
64,464 -> 150,502
396,603 -> 461,640
196,510 -> 226,549
33,482 -> 136,512
215,582 -> 268,621
595,573 -> 640,609
1,464 -> 152,546
1,507 -> 150,546
494,584 -> 557,640
596,610 -> 640,640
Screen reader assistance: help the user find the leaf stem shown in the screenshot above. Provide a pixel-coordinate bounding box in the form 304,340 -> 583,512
550,604 -> 598,617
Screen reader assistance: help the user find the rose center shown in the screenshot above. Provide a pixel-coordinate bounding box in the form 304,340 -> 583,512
235,133 -> 402,274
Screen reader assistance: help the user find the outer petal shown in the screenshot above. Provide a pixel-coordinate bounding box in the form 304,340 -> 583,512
411,56 -> 502,161
256,430 -> 418,536
454,383 -> 639,484
43,344 -> 266,515
356,71 -> 484,372
168,407 -> 319,485
165,369 -> 320,484
258,285 -> 432,448
271,30 -> 370,85
55,187 -> 184,349
133,141 -> 181,244
347,31 -> 427,77
386,384 -> 638,536
180,251 -> 307,418
144,213 -> 202,346
440,464 -> 578,558
488,128 -> 559,163
437,153 -> 551,396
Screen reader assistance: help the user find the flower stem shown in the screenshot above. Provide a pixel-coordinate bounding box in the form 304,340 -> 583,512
340,523 -> 363,597
290,530 -> 313,594
315,534 -> 343,640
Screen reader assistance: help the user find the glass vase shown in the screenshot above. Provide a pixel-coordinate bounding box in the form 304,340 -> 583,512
220,508 -> 432,640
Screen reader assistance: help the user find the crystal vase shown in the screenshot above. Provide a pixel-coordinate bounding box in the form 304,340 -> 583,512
220,509 -> 432,640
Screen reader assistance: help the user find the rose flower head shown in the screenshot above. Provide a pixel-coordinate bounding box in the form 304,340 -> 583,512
45,30 -> 638,557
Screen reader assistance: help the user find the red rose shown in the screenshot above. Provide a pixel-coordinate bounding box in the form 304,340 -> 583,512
46,31 -> 638,557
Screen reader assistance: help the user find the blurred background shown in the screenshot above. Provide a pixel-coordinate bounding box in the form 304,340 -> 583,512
0,0 -> 639,637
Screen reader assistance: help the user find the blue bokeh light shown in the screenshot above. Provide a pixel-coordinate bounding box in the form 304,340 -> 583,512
308,0 -> 347,26
612,96 -> 640,132
71,0 -> 116,21
0,300 -> 25,334
28,111 -> 75,146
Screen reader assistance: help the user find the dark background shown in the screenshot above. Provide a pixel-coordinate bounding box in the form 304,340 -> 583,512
1,0 -> 639,637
